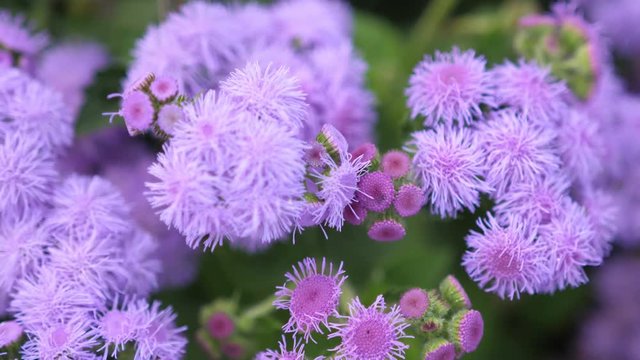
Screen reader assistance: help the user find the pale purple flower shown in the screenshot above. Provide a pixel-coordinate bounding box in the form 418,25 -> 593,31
21,316 -> 98,360
406,47 -> 493,127
394,184 -> 424,218
477,111 -> 560,196
132,300 -> 187,360
408,128 -> 489,218
556,108 -> 605,182
46,175 -> 132,239
317,123 -> 349,161
0,10 -> 48,57
350,142 -> 378,163
274,257 -> 346,341
490,60 -> 568,123
368,219 -> 406,242
357,171 -> 395,212
207,312 -> 234,340
399,288 -> 429,319
121,91 -> 154,135
97,299 -> 142,359
272,0 -> 352,47
155,103 -> 183,136
149,75 -> 178,102
579,188 -> 618,258
0,320 -> 23,348
257,336 -> 307,360
494,173 -> 571,226
381,150 -> 410,179
329,295 -> 411,360
449,309 -> 484,353
117,229 -> 160,296
221,62 -> 309,130
463,214 -> 551,299
538,201 -> 600,292
0,132 -> 57,214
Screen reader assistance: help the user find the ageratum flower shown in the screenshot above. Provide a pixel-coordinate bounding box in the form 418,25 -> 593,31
274,258 -> 346,341
394,184 -> 424,218
409,128 -> 489,218
96,298 -> 143,359
556,108 -> 605,183
329,295 -> 411,360
368,219 -> 406,242
257,336 -> 307,360
21,316 -> 98,360
399,288 -> 429,319
0,10 -> 48,61
406,47 -> 493,127
579,188 -> 618,258
131,300 -> 187,360
357,171 -> 395,212
463,214 -> 551,299
423,338 -> 456,360
381,150 -> 410,179
272,0 -> 351,47
0,211 -> 47,290
448,309 -> 484,353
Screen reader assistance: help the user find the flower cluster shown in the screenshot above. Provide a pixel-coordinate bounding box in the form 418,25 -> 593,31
405,9 -> 619,298
120,0 -> 375,146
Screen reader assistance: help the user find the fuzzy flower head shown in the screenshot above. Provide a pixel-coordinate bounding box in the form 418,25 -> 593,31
156,103 -> 184,136
329,295 -> 411,360
478,111 -> 561,196
399,288 -> 429,319
357,171 -> 395,213
274,258 -> 346,341
394,184 -> 424,218
132,300 -> 187,360
448,309 -> 484,353
120,90 -> 154,135
408,128 -> 489,218
221,62 -> 309,130
21,317 -> 98,360
368,219 -> 406,242
207,312 -> 235,340
556,108 -> 605,182
381,150 -> 410,179
406,47 -> 493,127
150,75 -> 178,102
490,60 -> 568,124
463,214 -> 551,299
97,300 -> 142,359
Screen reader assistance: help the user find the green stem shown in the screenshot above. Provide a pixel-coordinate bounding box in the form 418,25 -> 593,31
406,0 -> 459,67
236,295 -> 277,329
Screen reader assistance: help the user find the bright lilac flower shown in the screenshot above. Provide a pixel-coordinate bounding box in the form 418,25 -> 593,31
46,175 -> 132,239
272,0 -> 352,47
344,201 -> 367,226
490,60 -> 568,123
10,270 -> 97,329
0,320 -> 23,348
409,128 -> 489,218
357,171 -> 395,212
538,201 -> 600,292
156,103 -> 183,136
463,214 -> 551,299
221,62 -> 309,130
329,295 -> 411,360
257,336 -> 307,360
382,150 -> 410,179
207,312 -> 235,340
21,316 -> 98,360
477,111 -> 560,196
449,309 -> 484,353
96,298 -> 143,359
274,258 -> 346,341
406,47 -> 493,127
350,142 -> 378,163
0,71 -> 73,149
150,75 -> 178,101
0,10 -> 48,57
394,184 -> 424,218
0,133 -> 57,213
556,108 -> 605,182
494,173 -> 570,225
0,211 -> 48,290
423,338 -> 456,360
132,300 -> 187,360
121,90 -> 154,135
399,288 -> 429,319
368,219 -> 406,242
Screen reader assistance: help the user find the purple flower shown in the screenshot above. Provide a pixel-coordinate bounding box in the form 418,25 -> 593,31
368,219 -> 406,242
477,111 -> 560,196
399,288 -> 429,319
357,171 -> 395,212
272,0 -> 352,47
21,316 -> 98,360
117,228 -> 160,296
96,299 -> 142,359
121,90 -> 154,135
131,300 -> 187,360
381,150 -> 410,179
274,257 -> 346,341
490,60 -> 568,123
350,142 -> 378,163
0,320 -> 23,348
221,62 -> 309,130
538,201 -> 600,292
206,312 -> 235,340
423,338 -> 456,360
329,295 -> 411,360
494,173 -> 570,226
449,309 -> 484,353
0,133 -> 57,214
406,47 -> 493,127
394,184 -> 424,218
156,103 -> 184,136
257,336 -> 307,360
579,188 -> 618,258
408,128 -> 489,218
0,10 -> 48,58
150,75 -> 178,102
463,214 -> 551,299
556,108 -> 605,182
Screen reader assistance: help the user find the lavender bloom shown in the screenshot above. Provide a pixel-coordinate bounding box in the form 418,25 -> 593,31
406,47 -> 493,127
538,201 -> 600,292
120,90 -> 154,135
156,103 -> 184,136
448,309 -> 484,353
399,288 -> 429,319
357,171 -> 395,213
131,300 -> 187,360
0,320 -> 22,348
490,60 -> 568,124
463,214 -> 551,300
368,219 -> 406,242
556,108 -> 605,182
257,336 -> 307,360
220,62 -> 309,130
477,111 -> 560,196
381,150 -> 410,179
96,298 -> 144,359
21,316 -> 98,360
0,133 -> 57,215
0,10 -> 48,65
408,128 -> 489,218
394,184 -> 424,218
329,295 -> 411,360
274,258 -> 346,341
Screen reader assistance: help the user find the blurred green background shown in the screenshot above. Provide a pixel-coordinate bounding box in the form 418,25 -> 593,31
4,0 -> 598,359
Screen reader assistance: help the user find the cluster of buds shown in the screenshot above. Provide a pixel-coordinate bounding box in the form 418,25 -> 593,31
399,275 -> 484,359
105,73 -> 185,138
